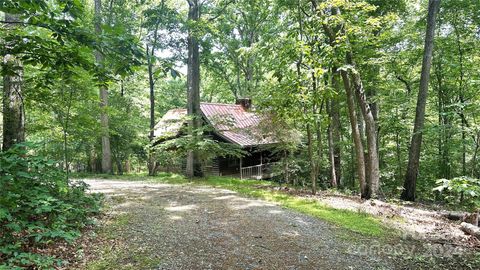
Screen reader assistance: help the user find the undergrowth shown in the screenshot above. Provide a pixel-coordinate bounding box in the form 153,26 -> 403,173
0,144 -> 103,269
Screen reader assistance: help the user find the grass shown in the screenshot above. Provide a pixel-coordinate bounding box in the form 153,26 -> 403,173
75,173 -> 388,237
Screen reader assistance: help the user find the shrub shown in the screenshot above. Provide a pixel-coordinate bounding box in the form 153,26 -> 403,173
433,176 -> 480,210
0,143 -> 102,269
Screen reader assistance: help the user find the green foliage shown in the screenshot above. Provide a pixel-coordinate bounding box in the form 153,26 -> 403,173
0,143 -> 102,269
433,177 -> 480,210
154,123 -> 247,170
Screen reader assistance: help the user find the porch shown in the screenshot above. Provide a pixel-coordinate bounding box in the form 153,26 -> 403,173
211,151 -> 278,180
239,162 -> 278,180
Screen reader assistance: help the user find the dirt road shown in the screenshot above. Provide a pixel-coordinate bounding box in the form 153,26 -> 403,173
81,179 -> 404,269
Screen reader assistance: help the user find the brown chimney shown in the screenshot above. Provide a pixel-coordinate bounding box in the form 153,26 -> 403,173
236,98 -> 252,110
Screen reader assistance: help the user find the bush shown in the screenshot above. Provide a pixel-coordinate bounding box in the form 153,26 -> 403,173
0,143 -> 102,269
433,176 -> 480,210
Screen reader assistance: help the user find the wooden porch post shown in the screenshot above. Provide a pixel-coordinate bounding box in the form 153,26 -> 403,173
260,154 -> 263,180
240,157 -> 243,179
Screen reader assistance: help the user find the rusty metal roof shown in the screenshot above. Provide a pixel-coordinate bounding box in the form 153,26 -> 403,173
200,103 -> 275,147
154,103 -> 276,147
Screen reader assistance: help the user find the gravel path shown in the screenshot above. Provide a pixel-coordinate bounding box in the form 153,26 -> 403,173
84,180 -> 397,270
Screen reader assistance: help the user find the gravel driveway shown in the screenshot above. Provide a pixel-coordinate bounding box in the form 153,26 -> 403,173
83,180 -> 396,270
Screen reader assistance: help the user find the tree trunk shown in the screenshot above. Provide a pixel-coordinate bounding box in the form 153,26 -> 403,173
61,87 -> 74,181
307,123 -> 316,194
472,131 -> 480,177
186,0 -> 202,178
94,0 -> 112,174
147,45 -> 157,176
453,20 -> 467,177
146,13 -> 162,176
345,51 -> 380,199
327,100 -> 337,188
125,159 -> 131,174
2,13 -> 25,151
116,156 -> 124,175
284,151 -> 291,185
402,0 -> 440,201
88,145 -> 96,173
331,77 -> 342,186
340,70 -> 367,198
460,222 -> 480,238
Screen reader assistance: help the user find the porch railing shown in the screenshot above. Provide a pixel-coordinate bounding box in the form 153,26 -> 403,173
240,162 -> 278,180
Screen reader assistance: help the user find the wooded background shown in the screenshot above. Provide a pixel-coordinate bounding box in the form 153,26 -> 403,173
2,0 -> 480,204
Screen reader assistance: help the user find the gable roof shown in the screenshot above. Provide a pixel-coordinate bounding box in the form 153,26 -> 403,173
153,102 -> 276,147
153,108 -> 187,140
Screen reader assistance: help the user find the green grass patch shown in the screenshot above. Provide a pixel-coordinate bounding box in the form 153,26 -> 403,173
76,173 -> 388,237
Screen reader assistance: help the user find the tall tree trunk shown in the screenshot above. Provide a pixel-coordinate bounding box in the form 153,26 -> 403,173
435,58 -> 450,179
402,0 -> 440,201
331,72 -> 342,185
340,71 -> 367,197
327,123 -> 337,188
472,131 -> 480,177
2,13 -> 25,151
283,150 -> 291,185
114,152 -> 123,175
125,159 -> 131,174
320,9 -> 362,195
454,21 -> 467,176
146,12 -> 162,176
307,123 -> 317,194
319,5 -> 377,196
61,87 -> 74,181
186,0 -> 202,178
346,52 -> 380,199
327,100 -> 337,188
94,0 -> 112,174
147,45 -> 157,176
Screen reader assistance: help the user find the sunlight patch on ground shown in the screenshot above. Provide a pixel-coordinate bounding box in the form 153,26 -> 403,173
165,204 -> 197,212
282,230 -> 301,237
212,195 -> 238,200
228,200 -> 273,210
293,217 -> 310,225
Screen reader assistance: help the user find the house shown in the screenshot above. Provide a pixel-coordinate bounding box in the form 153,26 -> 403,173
153,99 -> 279,179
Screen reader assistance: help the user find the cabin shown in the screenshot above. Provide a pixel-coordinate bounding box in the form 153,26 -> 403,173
153,99 -> 279,179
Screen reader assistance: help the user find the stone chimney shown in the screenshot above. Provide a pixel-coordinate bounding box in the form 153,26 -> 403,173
236,98 -> 252,110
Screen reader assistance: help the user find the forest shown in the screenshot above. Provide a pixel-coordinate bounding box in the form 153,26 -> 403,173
1,0 -> 480,269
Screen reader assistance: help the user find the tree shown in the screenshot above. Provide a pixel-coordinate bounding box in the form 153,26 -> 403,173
186,0 -> 202,177
320,3 -> 380,198
2,13 -> 25,151
402,0 -> 441,201
330,73 -> 342,187
340,69 -> 367,196
347,53 -> 380,198
143,0 -> 180,175
94,0 -> 113,174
